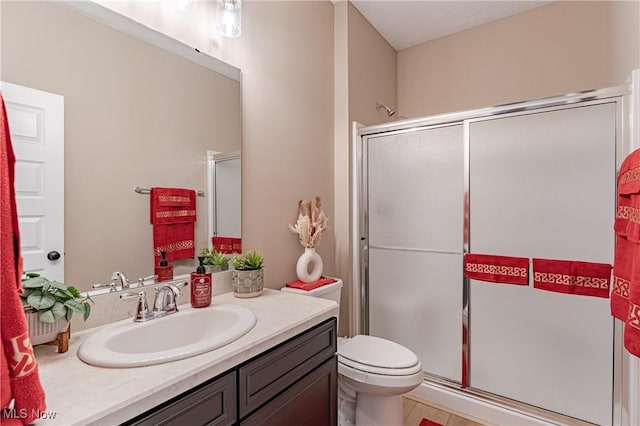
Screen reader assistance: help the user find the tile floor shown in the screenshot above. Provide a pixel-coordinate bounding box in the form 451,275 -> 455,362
403,396 -> 488,426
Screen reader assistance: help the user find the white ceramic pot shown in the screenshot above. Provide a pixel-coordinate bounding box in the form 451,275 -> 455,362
26,312 -> 69,345
296,247 -> 323,283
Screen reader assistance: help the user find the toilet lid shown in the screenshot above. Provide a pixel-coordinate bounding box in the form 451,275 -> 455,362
338,335 -> 420,372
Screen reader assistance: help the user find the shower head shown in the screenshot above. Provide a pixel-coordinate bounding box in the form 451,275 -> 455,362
376,102 -> 396,117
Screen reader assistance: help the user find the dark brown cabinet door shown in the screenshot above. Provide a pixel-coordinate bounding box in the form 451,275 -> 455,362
240,356 -> 337,426
123,371 -> 236,426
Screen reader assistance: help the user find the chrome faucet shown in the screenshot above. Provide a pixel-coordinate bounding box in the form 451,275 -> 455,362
121,281 -> 187,322
111,271 -> 130,290
152,283 -> 183,317
120,291 -> 153,322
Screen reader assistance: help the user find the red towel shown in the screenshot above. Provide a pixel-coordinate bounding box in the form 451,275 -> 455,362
1,93 -> 46,424
419,419 -> 443,426
612,235 -> 633,320
463,253 -> 529,285
232,238 -> 242,254
212,236 -> 234,254
612,149 -> 640,357
286,277 -> 337,291
532,258 -> 612,298
150,187 -> 196,263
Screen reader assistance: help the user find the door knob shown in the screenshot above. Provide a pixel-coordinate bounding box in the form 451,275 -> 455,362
47,251 -> 61,261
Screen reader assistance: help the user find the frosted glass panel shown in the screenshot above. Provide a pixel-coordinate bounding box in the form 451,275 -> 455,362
369,248 -> 462,382
469,103 -> 615,425
215,158 -> 241,238
367,125 -> 463,252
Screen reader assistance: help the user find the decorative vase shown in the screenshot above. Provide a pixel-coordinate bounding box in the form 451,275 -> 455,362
26,312 -> 69,346
296,247 -> 323,283
232,268 -> 264,298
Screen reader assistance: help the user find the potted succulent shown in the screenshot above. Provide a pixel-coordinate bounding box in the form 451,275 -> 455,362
21,273 -> 92,345
200,247 -> 229,273
231,251 -> 265,298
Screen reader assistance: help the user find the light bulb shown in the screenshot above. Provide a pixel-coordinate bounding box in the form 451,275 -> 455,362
216,0 -> 241,38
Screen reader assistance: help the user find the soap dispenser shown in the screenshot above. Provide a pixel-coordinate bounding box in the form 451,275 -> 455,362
191,256 -> 212,308
155,250 -> 173,282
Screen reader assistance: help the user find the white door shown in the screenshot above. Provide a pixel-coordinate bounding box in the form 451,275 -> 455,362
1,82 -> 64,281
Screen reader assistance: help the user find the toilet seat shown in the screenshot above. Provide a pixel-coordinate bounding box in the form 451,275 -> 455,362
337,335 -> 422,376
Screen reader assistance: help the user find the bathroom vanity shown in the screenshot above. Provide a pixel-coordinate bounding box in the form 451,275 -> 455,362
32,289 -> 338,425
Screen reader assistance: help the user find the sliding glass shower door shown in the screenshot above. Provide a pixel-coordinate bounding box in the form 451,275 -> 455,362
367,124 -> 464,383
362,98 -> 620,425
468,103 -> 615,425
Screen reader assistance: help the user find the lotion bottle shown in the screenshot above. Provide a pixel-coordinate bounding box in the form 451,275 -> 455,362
155,250 -> 173,282
191,256 -> 212,308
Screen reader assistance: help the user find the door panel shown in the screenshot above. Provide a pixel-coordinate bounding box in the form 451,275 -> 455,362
468,103 -> 615,425
367,125 -> 464,252
2,82 -> 64,281
367,124 -> 464,383
369,248 -> 462,382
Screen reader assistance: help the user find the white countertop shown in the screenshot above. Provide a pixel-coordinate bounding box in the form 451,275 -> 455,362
33,289 -> 339,426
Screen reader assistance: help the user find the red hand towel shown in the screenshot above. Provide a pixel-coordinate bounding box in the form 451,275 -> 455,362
1,94 -> 46,424
611,235 -> 633,320
212,237 -> 234,254
463,253 -> 529,285
150,187 -> 196,263
618,149 -> 640,196
150,187 -> 196,225
286,277 -> 337,291
533,258 -> 612,298
232,238 -> 242,254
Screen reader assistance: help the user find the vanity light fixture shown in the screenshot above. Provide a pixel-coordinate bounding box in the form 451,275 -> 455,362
216,0 -> 242,38
177,0 -> 196,11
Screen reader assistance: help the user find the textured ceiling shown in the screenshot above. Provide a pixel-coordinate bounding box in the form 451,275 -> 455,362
350,1 -> 553,51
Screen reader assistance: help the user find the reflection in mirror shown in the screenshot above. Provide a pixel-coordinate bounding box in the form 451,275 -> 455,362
0,1 -> 242,293
207,150 -> 242,246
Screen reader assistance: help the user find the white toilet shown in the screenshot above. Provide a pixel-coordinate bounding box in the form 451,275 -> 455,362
282,279 -> 424,426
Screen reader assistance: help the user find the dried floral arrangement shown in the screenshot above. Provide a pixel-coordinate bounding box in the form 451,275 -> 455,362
289,196 -> 329,248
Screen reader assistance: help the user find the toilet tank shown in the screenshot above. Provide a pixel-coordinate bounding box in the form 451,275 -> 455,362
281,278 -> 343,305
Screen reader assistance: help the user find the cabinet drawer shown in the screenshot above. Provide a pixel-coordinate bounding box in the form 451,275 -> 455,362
240,356 -> 337,426
239,317 -> 336,418
124,371 -> 236,426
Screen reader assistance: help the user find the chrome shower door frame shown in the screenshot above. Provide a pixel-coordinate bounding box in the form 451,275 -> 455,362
354,84 -> 632,426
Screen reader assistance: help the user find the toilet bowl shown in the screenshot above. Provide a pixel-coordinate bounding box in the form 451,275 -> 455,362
282,279 -> 424,426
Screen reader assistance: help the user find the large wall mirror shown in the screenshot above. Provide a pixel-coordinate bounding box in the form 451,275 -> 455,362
1,1 -> 242,293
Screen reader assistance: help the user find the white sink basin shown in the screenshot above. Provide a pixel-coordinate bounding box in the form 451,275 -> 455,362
77,304 -> 256,368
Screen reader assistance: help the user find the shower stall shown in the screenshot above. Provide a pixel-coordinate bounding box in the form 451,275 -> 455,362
352,80 -> 639,425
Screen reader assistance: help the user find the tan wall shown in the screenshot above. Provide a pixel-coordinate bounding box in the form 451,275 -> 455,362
0,1 -> 241,292
398,1 -> 640,118
332,1 -> 397,334
222,1 -> 336,291
334,1 -> 351,335
347,3 -> 397,127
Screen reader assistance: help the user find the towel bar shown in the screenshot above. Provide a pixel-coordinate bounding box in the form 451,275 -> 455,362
134,186 -> 205,197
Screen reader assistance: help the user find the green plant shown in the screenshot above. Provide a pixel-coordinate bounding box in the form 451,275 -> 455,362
231,251 -> 264,271
21,273 -> 92,323
199,248 -> 229,266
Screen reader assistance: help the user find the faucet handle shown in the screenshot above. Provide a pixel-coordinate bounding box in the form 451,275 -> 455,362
92,282 -> 116,292
137,275 -> 158,287
120,291 -> 152,322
